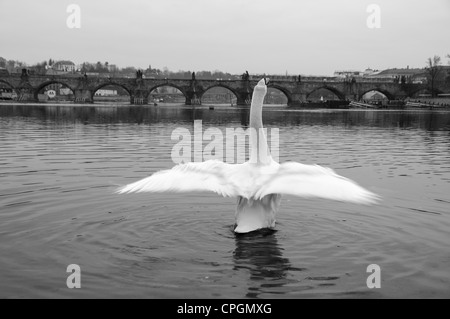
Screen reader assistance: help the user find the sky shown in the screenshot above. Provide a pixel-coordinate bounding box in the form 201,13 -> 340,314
0,0 -> 449,75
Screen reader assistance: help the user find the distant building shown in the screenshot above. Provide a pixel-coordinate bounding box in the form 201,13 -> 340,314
51,60 -> 76,72
153,86 -> 181,94
59,88 -> 73,95
363,91 -> 388,100
371,92 -> 387,100
334,70 -> 363,78
95,89 -> 118,96
107,64 -> 118,72
362,68 -> 380,77
1,59 -> 24,73
375,67 -> 423,78
371,67 -> 427,83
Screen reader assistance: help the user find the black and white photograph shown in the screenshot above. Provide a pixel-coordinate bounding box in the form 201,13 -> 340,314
1,0 -> 449,302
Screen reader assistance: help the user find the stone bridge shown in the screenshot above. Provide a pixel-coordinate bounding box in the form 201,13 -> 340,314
0,70 -> 443,106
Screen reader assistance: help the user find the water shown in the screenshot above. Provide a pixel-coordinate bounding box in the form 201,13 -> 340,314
1,103 -> 450,298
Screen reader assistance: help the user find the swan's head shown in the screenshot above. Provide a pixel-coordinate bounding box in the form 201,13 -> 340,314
254,78 -> 267,95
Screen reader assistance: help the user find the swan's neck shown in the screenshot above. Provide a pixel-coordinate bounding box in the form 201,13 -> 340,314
249,95 -> 264,131
249,88 -> 271,165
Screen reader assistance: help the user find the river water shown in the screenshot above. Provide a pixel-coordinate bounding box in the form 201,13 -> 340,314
0,103 -> 449,298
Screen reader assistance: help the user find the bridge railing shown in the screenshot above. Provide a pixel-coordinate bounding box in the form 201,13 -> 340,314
2,72 -> 399,84
249,75 -> 397,83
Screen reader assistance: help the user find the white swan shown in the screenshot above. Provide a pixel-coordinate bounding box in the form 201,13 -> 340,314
117,78 -> 378,233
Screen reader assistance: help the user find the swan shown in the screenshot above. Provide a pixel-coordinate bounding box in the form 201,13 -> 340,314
117,78 -> 378,233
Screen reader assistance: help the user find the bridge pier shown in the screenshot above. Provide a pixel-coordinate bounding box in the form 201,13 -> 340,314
236,96 -> 249,106
185,92 -> 201,105
74,89 -> 93,103
131,90 -> 149,105
288,92 -> 307,106
16,88 -> 37,102
14,70 -> 37,102
235,91 -> 251,106
131,96 -> 148,105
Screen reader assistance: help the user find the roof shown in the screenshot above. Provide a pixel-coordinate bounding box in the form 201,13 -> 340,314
53,60 -> 75,66
377,68 -> 424,76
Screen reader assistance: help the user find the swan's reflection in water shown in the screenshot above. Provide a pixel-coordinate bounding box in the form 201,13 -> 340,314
233,229 -> 295,298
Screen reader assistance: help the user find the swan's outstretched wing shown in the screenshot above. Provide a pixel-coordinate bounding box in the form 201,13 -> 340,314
116,160 -> 240,197
255,162 -> 379,204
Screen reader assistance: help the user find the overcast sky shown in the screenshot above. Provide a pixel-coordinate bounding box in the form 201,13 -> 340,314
1,0 -> 449,75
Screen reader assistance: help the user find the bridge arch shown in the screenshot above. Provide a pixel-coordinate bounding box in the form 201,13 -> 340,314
91,82 -> 132,101
0,80 -> 17,94
148,83 -> 187,104
34,80 -> 75,101
360,88 -> 395,100
200,84 -> 240,104
266,84 -> 292,105
408,87 -> 443,98
306,86 -> 345,101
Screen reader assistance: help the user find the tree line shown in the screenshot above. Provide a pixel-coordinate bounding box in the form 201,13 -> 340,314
425,54 -> 450,97
0,57 -> 240,80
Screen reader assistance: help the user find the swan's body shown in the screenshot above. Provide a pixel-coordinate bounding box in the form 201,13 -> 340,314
117,79 -> 378,233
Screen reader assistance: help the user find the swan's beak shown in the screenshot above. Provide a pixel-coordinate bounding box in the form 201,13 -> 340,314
264,77 -> 269,85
